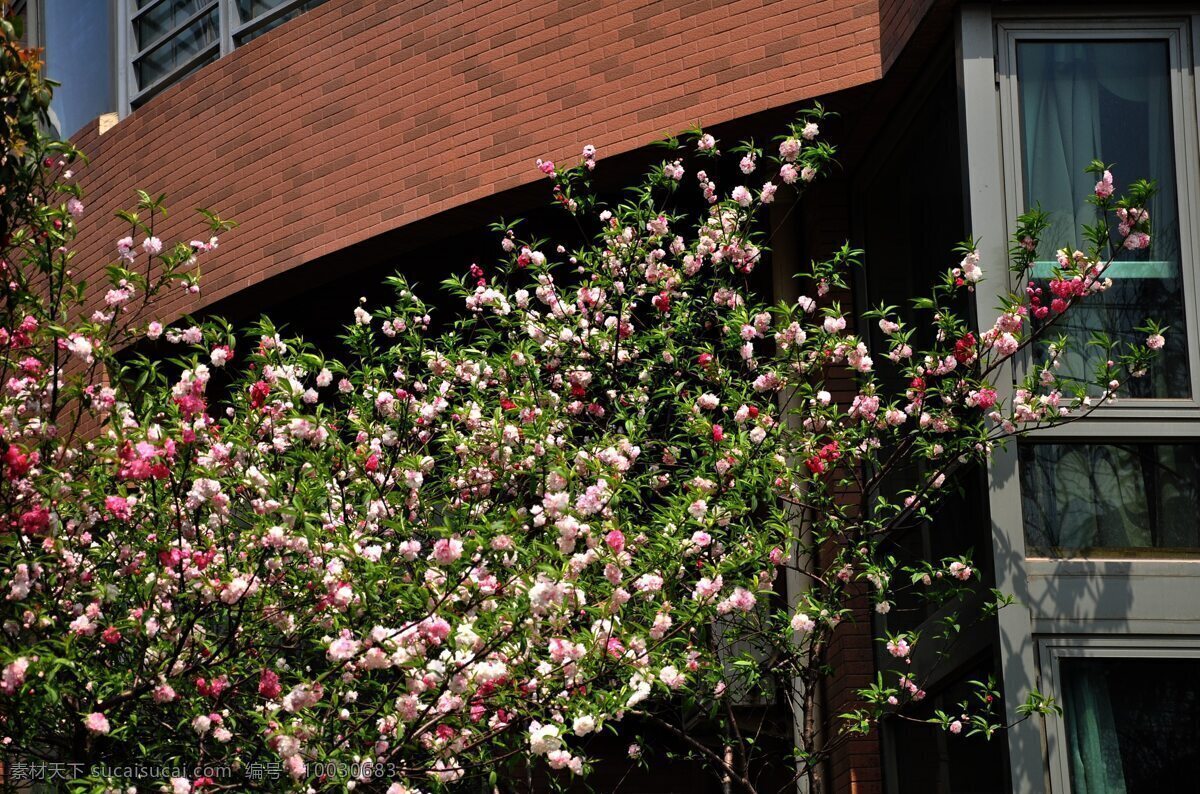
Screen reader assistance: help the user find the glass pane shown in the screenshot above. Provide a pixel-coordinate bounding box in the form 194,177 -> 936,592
234,0 -> 326,45
1061,657 -> 1200,792
134,0 -> 215,51
1017,40 -> 1189,398
235,0 -> 292,20
1020,442 -> 1200,555
134,6 -> 219,91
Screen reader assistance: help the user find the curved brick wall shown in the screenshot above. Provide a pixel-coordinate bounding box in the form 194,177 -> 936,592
71,0 -> 925,320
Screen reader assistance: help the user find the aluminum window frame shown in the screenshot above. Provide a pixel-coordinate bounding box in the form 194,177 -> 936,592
1037,635 -> 1200,794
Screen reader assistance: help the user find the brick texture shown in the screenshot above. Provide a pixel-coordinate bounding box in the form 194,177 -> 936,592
70,0 -> 929,323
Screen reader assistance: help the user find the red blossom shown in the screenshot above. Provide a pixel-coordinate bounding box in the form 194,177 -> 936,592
953,332 -> 976,364
249,380 -> 270,409
3,445 -> 35,480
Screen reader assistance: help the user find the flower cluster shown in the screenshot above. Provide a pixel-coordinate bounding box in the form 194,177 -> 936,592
0,33 -> 1161,793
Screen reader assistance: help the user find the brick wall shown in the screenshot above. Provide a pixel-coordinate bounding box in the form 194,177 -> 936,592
70,0 -> 930,324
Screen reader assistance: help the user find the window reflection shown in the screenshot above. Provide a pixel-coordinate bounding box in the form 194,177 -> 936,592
1020,442 -> 1200,554
1017,40 -> 1189,398
134,2 -> 219,93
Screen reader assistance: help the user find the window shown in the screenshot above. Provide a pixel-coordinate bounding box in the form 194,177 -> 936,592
234,0 -> 326,45
886,657 -> 1006,794
119,0 -> 330,111
1016,40 -> 1189,399
10,0 -> 32,46
996,24 -> 1200,559
1038,639 -> 1200,794
131,0 -> 220,102
998,25 -> 1200,410
1060,657 -> 1200,792
1020,442 -> 1200,555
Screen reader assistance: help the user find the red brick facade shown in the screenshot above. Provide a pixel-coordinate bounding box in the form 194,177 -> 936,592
72,0 -> 929,324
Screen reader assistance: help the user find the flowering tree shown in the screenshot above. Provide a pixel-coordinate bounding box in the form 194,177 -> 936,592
0,21 -> 1162,794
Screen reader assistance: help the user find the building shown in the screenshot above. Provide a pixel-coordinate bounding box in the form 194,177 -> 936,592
16,0 -> 1200,791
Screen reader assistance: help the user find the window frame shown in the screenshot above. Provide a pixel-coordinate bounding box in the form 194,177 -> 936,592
125,0 -> 221,108
1018,437 -> 1200,558
1038,635 -> 1200,794
995,18 -> 1200,426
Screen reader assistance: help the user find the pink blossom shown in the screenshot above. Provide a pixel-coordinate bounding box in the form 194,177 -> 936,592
327,631 -> 361,661
84,712 -> 111,734
791,612 -> 815,632
659,665 -> 686,689
258,670 -> 282,699
717,587 -> 757,614
1,657 -> 29,695
692,575 -> 723,601
104,495 -> 134,521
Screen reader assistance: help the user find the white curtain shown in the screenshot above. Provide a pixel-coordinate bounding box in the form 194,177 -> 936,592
1018,40 -> 1186,397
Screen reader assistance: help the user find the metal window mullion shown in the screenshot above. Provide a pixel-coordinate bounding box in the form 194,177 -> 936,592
218,0 -> 234,56
117,0 -> 135,117
131,1 -> 220,60
1184,15 -> 1200,410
